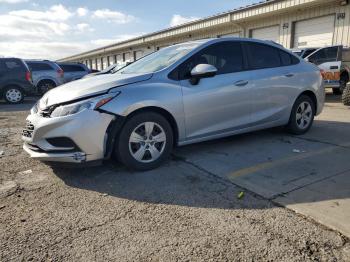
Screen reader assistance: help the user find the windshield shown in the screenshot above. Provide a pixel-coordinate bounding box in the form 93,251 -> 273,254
117,42 -> 201,74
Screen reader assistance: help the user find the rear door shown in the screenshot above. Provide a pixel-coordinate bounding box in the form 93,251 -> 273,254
306,46 -> 341,87
179,41 -> 253,140
243,42 -> 300,124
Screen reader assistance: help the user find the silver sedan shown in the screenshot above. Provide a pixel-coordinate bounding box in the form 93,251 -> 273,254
22,38 -> 325,170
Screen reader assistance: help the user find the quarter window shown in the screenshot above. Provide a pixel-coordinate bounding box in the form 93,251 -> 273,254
245,42 -> 281,69
177,41 -> 244,80
279,50 -> 300,66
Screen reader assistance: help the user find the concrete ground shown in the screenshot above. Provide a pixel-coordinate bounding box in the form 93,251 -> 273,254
0,93 -> 349,261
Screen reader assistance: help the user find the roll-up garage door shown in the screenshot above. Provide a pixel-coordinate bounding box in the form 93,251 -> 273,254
135,50 -> 144,60
251,25 -> 280,43
219,32 -> 240,38
293,15 -> 335,48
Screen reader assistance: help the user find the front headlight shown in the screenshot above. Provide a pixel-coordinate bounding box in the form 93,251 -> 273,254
50,93 -> 120,118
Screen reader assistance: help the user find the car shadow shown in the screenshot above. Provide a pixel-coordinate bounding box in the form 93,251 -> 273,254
53,117 -> 350,210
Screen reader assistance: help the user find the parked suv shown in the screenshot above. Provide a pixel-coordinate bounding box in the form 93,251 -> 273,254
57,62 -> 90,83
292,47 -> 318,58
23,38 -> 324,170
25,60 -> 64,94
0,58 -> 35,104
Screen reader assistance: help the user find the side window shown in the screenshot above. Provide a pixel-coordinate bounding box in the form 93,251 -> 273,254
60,65 -> 85,72
307,47 -> 339,65
245,42 -> 281,70
4,59 -> 24,71
178,41 -> 244,80
0,61 -> 5,72
28,63 -> 53,71
302,49 -> 316,58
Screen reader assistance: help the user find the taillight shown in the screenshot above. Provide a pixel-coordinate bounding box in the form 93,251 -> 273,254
25,71 -> 32,82
57,69 -> 64,78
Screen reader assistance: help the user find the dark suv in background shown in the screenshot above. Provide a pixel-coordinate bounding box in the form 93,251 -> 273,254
0,58 -> 35,104
25,60 -> 64,94
57,62 -> 90,83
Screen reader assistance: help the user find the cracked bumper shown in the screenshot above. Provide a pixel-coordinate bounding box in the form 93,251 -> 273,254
22,109 -> 115,163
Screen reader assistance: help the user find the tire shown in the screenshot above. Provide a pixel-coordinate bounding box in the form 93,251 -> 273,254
3,86 -> 24,104
333,88 -> 342,95
37,80 -> 56,94
286,95 -> 315,135
342,84 -> 350,106
115,112 -> 174,171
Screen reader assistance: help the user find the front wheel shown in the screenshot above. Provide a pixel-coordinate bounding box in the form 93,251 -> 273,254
115,112 -> 174,171
4,86 -> 24,104
286,95 -> 315,135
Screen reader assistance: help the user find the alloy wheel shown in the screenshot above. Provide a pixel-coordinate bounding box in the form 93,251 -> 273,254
128,121 -> 167,163
296,101 -> 312,129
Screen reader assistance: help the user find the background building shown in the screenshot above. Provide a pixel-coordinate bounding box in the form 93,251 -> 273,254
58,0 -> 350,70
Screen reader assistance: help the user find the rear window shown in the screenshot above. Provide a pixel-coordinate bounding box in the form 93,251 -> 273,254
0,59 -> 25,71
59,64 -> 86,72
27,62 -> 54,71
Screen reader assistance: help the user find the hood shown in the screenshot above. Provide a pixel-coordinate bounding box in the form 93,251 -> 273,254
40,72 -> 153,108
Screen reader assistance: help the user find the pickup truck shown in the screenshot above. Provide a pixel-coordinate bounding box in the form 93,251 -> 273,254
303,45 -> 350,95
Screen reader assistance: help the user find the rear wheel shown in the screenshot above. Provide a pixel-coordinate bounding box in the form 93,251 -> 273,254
115,112 -> 173,171
37,80 -> 56,94
4,86 -> 24,104
286,95 -> 315,135
342,83 -> 350,106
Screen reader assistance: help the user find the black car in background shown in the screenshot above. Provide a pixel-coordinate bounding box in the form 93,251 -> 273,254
0,58 -> 35,104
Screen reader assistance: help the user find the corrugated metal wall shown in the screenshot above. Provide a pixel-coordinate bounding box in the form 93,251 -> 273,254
70,0 -> 350,67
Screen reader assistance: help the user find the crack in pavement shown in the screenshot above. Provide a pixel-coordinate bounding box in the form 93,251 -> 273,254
290,135 -> 350,150
269,167 -> 350,201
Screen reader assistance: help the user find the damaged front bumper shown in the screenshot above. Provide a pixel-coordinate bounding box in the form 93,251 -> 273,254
22,108 -> 116,164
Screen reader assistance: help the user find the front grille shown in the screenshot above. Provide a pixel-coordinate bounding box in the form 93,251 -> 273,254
22,121 -> 34,138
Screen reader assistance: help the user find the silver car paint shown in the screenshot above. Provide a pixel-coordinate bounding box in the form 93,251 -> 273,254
25,60 -> 64,87
22,38 -> 324,163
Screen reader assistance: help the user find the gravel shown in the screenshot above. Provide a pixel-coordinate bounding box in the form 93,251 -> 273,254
0,99 -> 349,261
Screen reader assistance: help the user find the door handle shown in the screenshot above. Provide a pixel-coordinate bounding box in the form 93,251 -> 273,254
234,80 -> 248,86
330,66 -> 339,70
285,73 -> 294,78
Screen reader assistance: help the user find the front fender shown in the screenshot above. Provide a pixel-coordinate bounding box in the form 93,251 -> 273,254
99,81 -> 186,141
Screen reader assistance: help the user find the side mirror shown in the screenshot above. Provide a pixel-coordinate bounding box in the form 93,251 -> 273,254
190,64 -> 217,85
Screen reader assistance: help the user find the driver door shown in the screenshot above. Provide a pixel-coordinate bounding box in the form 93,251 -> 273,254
178,41 -> 252,140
